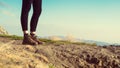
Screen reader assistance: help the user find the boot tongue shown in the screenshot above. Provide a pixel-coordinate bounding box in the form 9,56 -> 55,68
30,33 -> 36,37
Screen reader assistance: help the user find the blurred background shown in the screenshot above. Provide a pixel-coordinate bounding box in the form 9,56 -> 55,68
0,0 -> 120,44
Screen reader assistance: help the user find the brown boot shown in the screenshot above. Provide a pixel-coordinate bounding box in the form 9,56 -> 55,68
30,34 -> 44,45
22,34 -> 38,45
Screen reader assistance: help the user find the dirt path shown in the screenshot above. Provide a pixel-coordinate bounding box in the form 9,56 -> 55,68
0,37 -> 120,68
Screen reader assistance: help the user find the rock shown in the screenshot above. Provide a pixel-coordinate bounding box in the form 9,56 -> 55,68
98,60 -> 102,66
0,26 -> 9,35
25,45 -> 36,52
117,56 -> 120,59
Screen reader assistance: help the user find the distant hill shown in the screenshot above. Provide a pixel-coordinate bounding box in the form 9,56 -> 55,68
43,36 -> 112,46
77,39 -> 111,46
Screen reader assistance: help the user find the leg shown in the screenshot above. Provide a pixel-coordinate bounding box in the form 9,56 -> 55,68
21,0 -> 38,45
30,0 -> 43,44
30,0 -> 42,32
21,0 -> 33,33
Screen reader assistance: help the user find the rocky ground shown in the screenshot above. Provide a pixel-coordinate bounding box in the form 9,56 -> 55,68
0,37 -> 120,68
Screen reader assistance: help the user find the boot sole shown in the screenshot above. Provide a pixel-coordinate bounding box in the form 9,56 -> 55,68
22,42 -> 38,45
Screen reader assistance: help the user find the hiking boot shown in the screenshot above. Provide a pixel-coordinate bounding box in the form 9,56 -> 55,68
30,35 -> 44,45
22,34 -> 38,45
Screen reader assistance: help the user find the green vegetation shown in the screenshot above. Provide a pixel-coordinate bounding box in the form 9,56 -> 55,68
38,38 -> 97,46
0,34 -> 97,46
0,34 -> 23,40
49,64 -> 55,68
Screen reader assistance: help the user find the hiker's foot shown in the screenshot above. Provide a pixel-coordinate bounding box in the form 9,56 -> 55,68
30,34 -> 44,45
22,34 -> 38,45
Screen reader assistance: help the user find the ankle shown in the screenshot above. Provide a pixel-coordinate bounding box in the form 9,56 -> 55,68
23,30 -> 29,35
30,32 -> 36,36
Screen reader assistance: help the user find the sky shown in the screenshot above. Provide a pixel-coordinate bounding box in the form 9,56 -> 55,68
0,0 -> 120,44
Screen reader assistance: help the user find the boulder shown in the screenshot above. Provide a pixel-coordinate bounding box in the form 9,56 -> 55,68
0,26 -> 9,35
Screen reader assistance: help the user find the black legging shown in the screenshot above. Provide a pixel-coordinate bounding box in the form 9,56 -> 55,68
21,0 -> 42,32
